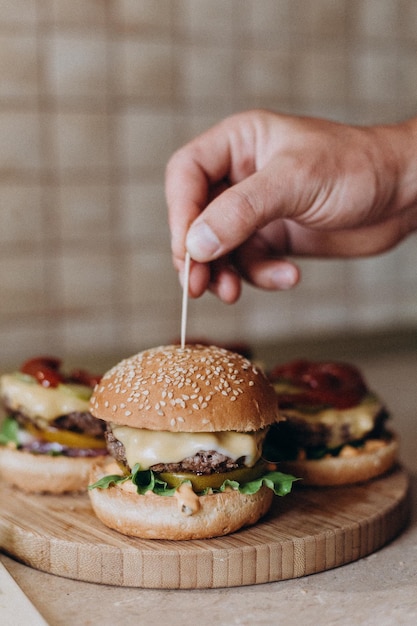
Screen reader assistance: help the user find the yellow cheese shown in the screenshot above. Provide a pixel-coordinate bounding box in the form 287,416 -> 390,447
280,394 -> 383,449
111,423 -> 266,470
0,374 -> 91,423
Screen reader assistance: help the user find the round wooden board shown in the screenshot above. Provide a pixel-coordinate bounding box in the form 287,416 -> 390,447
0,466 -> 410,589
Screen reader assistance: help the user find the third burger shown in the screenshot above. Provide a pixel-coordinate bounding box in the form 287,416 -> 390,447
264,359 -> 398,486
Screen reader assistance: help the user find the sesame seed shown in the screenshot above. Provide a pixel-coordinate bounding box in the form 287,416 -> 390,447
93,344 -> 268,427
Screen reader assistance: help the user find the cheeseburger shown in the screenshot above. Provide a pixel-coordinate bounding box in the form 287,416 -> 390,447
88,344 -> 297,540
0,356 -> 107,494
265,359 -> 398,486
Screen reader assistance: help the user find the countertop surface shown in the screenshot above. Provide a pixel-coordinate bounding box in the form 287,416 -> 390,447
1,347 -> 416,626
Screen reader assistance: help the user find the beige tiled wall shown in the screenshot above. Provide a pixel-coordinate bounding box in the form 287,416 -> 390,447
0,0 -> 416,367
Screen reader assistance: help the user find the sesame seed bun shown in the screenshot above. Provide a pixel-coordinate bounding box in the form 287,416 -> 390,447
0,445 -> 105,494
277,433 -> 399,487
89,344 -> 280,432
89,460 -> 273,540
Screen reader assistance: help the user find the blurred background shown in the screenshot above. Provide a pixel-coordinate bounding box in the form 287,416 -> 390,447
0,0 -> 416,368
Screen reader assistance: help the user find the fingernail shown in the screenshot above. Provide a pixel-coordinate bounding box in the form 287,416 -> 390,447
271,266 -> 298,289
186,221 -> 221,261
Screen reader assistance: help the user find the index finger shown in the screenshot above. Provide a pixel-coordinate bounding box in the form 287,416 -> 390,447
165,118 -> 244,264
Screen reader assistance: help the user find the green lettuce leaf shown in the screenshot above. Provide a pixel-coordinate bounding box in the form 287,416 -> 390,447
88,473 -> 131,490
131,464 -> 179,496
88,463 -> 299,497
0,416 -> 19,446
221,470 -> 299,496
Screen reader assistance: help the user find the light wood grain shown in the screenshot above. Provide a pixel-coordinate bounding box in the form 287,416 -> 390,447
0,466 -> 410,589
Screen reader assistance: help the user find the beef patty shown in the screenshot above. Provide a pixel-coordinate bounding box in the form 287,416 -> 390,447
105,426 -> 244,475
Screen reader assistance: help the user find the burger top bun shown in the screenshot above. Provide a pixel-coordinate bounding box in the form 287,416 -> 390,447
89,344 -> 279,433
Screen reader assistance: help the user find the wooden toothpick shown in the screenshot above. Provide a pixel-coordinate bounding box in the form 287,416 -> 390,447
180,251 -> 191,349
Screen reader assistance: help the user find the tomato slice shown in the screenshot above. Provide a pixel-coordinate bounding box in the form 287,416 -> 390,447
158,460 -> 268,492
269,359 -> 368,409
19,356 -> 101,389
25,423 -> 105,450
20,357 -> 64,388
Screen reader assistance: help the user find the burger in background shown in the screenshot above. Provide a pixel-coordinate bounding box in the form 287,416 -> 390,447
265,359 -> 398,486
88,344 -> 297,540
0,356 -> 108,494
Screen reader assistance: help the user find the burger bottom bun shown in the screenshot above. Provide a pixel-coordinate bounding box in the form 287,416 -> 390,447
0,445 -> 106,494
88,462 -> 274,540
277,434 -> 399,487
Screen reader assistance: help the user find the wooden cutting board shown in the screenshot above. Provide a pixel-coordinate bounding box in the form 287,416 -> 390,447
0,466 -> 410,589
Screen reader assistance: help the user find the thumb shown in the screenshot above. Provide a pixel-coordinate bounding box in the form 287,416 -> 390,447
185,167 -> 296,262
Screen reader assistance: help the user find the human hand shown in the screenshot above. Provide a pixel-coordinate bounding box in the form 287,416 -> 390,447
166,110 -> 417,303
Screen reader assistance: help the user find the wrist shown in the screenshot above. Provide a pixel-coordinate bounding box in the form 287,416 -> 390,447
376,118 -> 417,217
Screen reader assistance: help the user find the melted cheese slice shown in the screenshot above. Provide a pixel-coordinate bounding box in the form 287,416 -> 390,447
0,374 -> 91,423
279,394 -> 383,449
111,424 -> 266,470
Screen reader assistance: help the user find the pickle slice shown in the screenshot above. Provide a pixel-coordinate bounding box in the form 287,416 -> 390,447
158,460 -> 268,492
